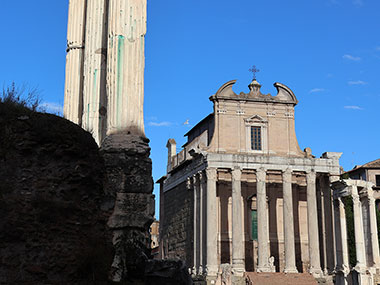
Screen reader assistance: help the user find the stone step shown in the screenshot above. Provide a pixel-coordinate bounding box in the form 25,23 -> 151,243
245,272 -> 318,285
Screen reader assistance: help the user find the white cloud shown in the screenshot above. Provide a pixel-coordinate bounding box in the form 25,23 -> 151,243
353,0 -> 363,6
148,121 -> 172,127
343,54 -> 361,61
344,105 -> 363,110
309,88 -> 325,93
40,102 -> 63,114
348,80 -> 367,85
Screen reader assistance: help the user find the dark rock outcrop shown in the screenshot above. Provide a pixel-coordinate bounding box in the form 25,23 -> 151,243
0,104 -> 113,284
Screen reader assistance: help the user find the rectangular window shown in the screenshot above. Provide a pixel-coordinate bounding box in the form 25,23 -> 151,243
376,175 -> 380,187
251,126 -> 262,150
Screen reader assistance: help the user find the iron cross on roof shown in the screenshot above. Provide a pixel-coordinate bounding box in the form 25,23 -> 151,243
249,65 -> 260,80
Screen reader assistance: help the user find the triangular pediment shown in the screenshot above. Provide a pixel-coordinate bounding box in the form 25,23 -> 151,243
244,115 -> 267,124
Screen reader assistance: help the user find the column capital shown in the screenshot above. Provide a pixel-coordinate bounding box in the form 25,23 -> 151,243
306,170 -> 316,181
205,167 -> 217,181
366,186 -> 375,199
256,168 -> 266,182
282,168 -> 292,183
232,166 -> 242,181
369,195 -> 376,206
329,174 -> 340,183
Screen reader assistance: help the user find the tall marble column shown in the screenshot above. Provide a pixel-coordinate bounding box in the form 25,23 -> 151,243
334,197 -> 349,284
106,0 -> 147,136
81,0 -> 108,144
64,0 -> 87,125
306,171 -> 322,275
231,167 -> 245,275
256,168 -> 271,272
352,185 -> 367,269
330,175 -> 340,273
367,187 -> 380,267
282,168 -> 298,273
205,168 -> 218,278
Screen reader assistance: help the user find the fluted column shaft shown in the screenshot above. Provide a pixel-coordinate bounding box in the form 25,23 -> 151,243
352,186 -> 366,268
306,171 -> 322,275
206,168 -> 218,277
106,0 -> 147,135
64,0 -> 87,124
231,167 -> 245,275
82,0 -> 108,144
256,168 -> 271,272
282,168 -> 298,273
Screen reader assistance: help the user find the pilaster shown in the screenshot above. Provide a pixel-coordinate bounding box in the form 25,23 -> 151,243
205,168 -> 218,279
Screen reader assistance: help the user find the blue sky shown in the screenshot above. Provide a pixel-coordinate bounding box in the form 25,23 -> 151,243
1,0 -> 379,215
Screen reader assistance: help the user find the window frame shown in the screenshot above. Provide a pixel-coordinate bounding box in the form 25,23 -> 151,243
245,115 -> 268,153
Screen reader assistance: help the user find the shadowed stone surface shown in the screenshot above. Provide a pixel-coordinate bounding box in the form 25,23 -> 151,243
100,132 -> 155,282
0,104 -> 113,284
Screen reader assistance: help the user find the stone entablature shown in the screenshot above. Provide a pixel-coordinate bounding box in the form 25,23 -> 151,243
163,152 -> 341,193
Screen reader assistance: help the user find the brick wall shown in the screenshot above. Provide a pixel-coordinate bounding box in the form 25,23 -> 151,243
161,181 -> 193,267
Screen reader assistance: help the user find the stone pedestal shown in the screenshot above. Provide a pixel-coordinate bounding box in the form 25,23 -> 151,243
100,132 -> 154,282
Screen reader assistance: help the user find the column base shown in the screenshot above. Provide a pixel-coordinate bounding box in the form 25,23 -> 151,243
206,275 -> 218,285
284,267 -> 298,273
232,261 -> 245,277
309,267 -> 323,278
257,266 -> 275,273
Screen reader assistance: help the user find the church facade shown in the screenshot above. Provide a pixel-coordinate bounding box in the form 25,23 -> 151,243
158,76 -> 380,284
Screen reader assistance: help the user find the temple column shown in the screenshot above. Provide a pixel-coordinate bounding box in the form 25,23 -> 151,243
282,168 -> 298,273
192,174 -> 199,275
306,171 -> 322,275
106,0 -> 147,135
81,0 -> 108,144
352,185 -> 367,269
330,175 -> 340,273
256,168 -> 271,272
231,167 -> 245,275
334,197 -> 349,284
64,0 -> 87,124
367,187 -> 380,267
206,168 -> 218,279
